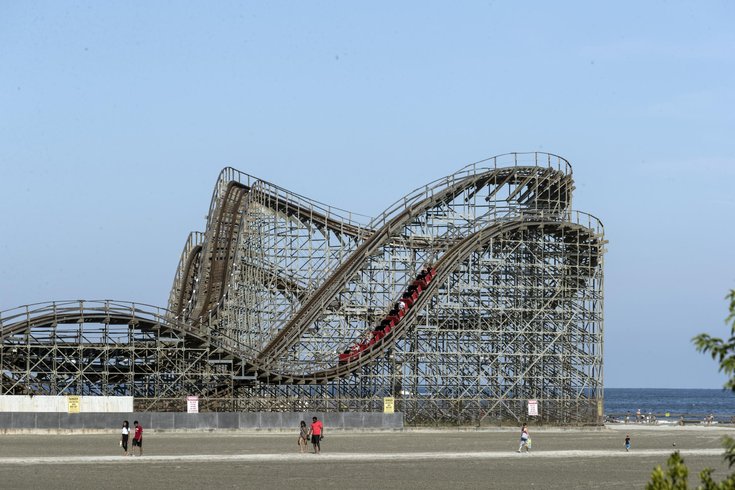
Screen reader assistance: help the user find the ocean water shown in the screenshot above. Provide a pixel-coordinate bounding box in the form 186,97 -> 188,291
605,388 -> 735,419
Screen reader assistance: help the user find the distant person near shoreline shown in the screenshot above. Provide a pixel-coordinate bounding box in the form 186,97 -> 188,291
517,423 -> 530,453
132,420 -> 143,456
120,420 -> 130,456
298,420 -> 309,453
309,416 -> 323,454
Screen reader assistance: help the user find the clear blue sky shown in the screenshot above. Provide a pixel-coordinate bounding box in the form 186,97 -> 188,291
1,1 -> 733,389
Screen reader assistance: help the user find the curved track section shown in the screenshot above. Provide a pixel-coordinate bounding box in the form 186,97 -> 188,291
256,163 -> 574,371
0,301 -> 251,407
255,214 -> 603,384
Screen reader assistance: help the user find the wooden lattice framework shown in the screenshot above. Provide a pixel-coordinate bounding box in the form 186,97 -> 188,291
1,152 -> 605,424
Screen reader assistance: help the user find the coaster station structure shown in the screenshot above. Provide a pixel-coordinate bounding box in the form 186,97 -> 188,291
0,152 -> 605,424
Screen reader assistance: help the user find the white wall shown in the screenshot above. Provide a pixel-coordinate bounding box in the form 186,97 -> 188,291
0,395 -> 133,412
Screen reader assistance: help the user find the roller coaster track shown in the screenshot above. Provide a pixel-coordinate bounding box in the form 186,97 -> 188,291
166,159 -> 578,374
2,153 -> 605,425
0,209 -> 601,388
167,158 -> 573,356
0,301 -> 209,346
168,170 -> 371,324
253,216 -> 601,384
255,165 -> 573,368
2,161 -> 579,368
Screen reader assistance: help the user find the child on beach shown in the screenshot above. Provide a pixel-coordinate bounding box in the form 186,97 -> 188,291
625,434 -> 631,452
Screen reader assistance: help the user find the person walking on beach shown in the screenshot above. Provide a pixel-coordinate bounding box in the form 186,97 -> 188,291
298,420 -> 309,453
517,423 -> 530,453
120,420 -> 130,456
132,420 -> 143,456
625,434 -> 631,452
309,416 -> 324,454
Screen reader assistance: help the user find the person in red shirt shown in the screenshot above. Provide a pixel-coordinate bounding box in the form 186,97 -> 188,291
132,420 -> 143,456
308,416 -> 324,454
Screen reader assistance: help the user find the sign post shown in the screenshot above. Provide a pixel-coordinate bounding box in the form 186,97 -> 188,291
527,399 -> 539,417
383,397 -> 395,414
187,396 -> 199,413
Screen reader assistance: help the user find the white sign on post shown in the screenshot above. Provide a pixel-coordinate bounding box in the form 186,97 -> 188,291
187,396 -> 199,413
527,399 -> 539,416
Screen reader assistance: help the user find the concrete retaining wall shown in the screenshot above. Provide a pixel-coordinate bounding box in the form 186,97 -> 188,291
0,412 -> 404,432
0,396 -> 133,412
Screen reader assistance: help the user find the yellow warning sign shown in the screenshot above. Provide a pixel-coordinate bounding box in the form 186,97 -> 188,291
383,397 -> 395,414
67,396 -> 81,413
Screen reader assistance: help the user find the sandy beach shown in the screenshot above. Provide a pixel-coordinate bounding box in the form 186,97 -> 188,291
1,425 -> 733,489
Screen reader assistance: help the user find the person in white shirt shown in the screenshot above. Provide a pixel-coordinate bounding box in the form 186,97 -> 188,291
120,420 -> 130,456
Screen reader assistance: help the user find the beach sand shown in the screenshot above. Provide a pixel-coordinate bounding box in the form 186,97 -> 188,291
0,425 -> 733,489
